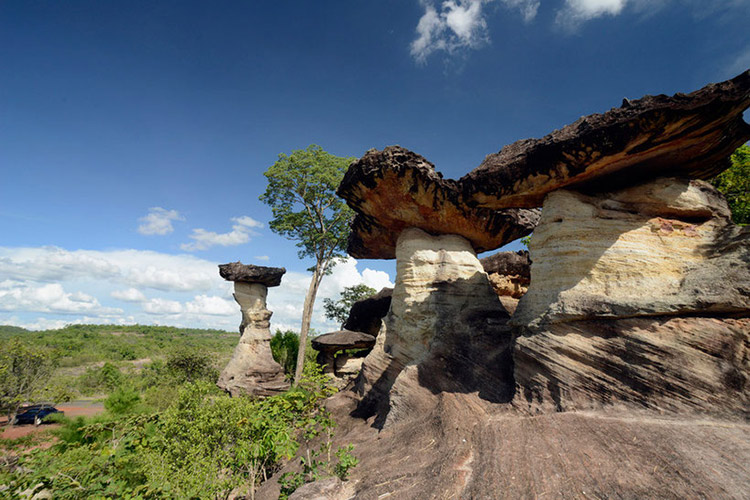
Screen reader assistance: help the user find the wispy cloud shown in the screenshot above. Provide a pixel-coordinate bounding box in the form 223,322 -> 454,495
410,0 -> 539,64
180,216 -> 264,252
137,207 -> 184,236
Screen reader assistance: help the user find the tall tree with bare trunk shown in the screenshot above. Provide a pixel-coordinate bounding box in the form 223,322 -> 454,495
260,144 -> 354,385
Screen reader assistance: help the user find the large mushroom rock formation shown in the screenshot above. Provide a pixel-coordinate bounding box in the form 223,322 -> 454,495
216,262 -> 289,397
461,70 -> 750,209
337,146 -> 541,259
311,330 -> 376,376
341,286 -> 392,337
479,250 -> 531,305
512,177 -> 750,416
353,228 -> 515,428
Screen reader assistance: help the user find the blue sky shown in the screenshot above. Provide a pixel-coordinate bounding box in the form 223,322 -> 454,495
1,0 -> 748,332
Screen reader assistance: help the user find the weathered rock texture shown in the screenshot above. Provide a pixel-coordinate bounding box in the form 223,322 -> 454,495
480,250 -> 531,300
338,147 -> 541,259
341,287 -> 392,337
353,228 -> 514,428
511,177 -> 750,417
311,330 -> 376,376
216,263 -> 289,397
512,177 -> 750,328
218,261 -> 286,287
462,70 -> 750,209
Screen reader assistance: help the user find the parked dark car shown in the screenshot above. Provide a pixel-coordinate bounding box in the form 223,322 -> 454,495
11,404 -> 63,426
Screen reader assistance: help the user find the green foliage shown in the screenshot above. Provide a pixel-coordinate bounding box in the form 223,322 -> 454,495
0,339 -> 55,421
334,444 -> 359,480
77,362 -> 124,395
165,347 -> 217,383
520,234 -> 532,249
259,144 -> 354,262
271,330 -> 301,374
323,284 -> 377,326
104,386 -> 142,416
712,145 -> 750,225
2,362 -> 349,499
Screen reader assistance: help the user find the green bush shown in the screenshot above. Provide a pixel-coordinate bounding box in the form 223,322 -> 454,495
104,386 -> 142,415
271,330 -> 300,374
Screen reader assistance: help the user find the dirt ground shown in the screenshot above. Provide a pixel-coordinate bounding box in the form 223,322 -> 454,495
0,401 -> 105,440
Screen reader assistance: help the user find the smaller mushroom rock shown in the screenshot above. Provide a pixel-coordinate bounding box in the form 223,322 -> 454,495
218,261 -> 286,287
342,287 -> 393,337
217,262 -> 289,397
312,330 -> 376,375
462,70 -> 750,209
337,146 -> 541,259
480,250 -> 531,300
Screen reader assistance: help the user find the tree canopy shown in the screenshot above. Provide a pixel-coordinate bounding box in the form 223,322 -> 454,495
323,284 -> 377,326
712,144 -> 749,225
260,144 -> 355,384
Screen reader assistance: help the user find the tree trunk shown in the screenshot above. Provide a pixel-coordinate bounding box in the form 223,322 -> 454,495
293,265 -> 323,386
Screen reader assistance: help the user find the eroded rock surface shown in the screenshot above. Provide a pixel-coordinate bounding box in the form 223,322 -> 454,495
217,263 -> 288,397
512,177 -> 750,329
480,250 -> 530,300
353,228 -> 514,428
342,287 -> 392,337
338,146 -> 540,259
462,70 -> 750,209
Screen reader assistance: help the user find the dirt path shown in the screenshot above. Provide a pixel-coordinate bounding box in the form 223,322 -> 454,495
1,401 -> 105,441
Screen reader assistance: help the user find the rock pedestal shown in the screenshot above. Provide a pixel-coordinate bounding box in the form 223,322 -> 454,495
216,262 -> 289,397
512,178 -> 750,416
354,227 -> 514,427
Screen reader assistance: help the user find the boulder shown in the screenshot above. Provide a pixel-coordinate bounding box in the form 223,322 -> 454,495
216,263 -> 289,397
341,287 -> 392,337
512,177 -> 750,329
461,70 -> 750,209
337,146 -> 540,259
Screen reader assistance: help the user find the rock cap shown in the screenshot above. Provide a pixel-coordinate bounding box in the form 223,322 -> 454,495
337,146 -> 540,259
218,261 -> 286,287
311,330 -> 376,352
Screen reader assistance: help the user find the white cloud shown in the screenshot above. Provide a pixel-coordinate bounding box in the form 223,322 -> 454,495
181,216 -> 264,251
410,0 -> 539,63
255,255 -> 270,261
0,282 -> 122,315
111,288 -> 147,303
143,297 -> 184,315
184,295 -> 238,316
137,207 -> 183,236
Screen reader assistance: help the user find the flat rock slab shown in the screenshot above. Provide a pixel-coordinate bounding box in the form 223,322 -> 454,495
218,261 -> 286,287
480,250 -> 530,278
462,70 -> 750,209
338,146 -> 540,259
311,330 -> 376,351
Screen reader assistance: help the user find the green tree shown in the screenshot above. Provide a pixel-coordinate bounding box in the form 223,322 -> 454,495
712,144 -> 750,225
323,284 -> 377,326
260,145 -> 354,385
0,339 -> 55,423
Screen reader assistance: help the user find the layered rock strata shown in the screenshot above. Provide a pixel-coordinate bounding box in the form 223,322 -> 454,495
512,178 -> 750,416
337,146 -> 541,259
353,228 -> 515,428
462,70 -> 750,209
216,262 -> 289,397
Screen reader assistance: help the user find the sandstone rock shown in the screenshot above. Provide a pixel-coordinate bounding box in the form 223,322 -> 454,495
287,477 -> 355,500
461,70 -> 750,209
341,287 -> 392,337
512,177 -> 750,329
311,330 -> 376,375
480,250 -> 531,299
353,227 -> 514,428
338,146 -> 541,259
514,316 -> 750,417
218,261 -> 286,287
217,267 -> 289,397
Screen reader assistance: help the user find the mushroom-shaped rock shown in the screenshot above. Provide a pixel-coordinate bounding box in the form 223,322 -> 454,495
216,262 -> 289,397
480,250 -> 531,303
337,146 -> 541,259
312,330 -> 376,375
342,287 -> 393,337
461,70 -> 750,209
218,261 -> 286,287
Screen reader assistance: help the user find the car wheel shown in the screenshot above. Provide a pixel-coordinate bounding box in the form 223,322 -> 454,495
11,416 -> 18,425
34,416 -> 41,426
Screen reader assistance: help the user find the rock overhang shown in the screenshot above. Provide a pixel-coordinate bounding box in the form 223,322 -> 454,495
337,147 -> 541,259
218,261 -> 286,287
